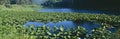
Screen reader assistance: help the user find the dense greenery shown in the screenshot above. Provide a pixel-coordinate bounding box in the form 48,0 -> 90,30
0,0 -> 33,5
0,0 -> 120,13
0,0 -> 120,39
0,11 -> 120,28
0,25 -> 86,39
41,0 -> 120,14
0,10 -> 120,39
0,5 -> 35,11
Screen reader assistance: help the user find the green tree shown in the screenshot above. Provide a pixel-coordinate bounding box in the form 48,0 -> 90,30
16,0 -> 33,5
0,0 -> 10,5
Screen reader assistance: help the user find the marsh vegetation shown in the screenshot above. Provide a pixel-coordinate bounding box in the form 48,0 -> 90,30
0,0 -> 120,39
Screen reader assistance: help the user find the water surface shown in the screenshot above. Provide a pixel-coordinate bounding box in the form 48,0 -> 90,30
25,21 -> 116,33
35,8 -> 120,15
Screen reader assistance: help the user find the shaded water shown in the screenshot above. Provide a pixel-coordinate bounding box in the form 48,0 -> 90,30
25,21 -> 116,33
38,8 -> 104,14
35,8 -> 119,15
32,0 -> 120,15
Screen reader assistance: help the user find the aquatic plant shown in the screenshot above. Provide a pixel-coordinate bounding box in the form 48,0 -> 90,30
0,25 -> 86,39
115,29 -> 120,39
0,11 -> 120,27
0,24 -> 119,39
86,27 -> 114,39
0,10 -> 120,39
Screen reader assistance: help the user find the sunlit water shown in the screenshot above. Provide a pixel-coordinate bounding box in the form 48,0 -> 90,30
25,21 -> 116,33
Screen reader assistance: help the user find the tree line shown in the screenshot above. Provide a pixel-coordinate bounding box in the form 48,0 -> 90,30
0,0 -> 33,5
0,0 -> 119,12
42,0 -> 120,12
0,0 -> 61,5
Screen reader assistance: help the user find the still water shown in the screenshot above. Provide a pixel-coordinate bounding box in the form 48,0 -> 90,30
38,8 -> 104,13
34,8 -> 119,15
25,21 -> 116,33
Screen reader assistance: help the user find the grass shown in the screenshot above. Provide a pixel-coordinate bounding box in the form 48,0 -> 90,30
0,5 -> 120,39
0,4 -> 42,12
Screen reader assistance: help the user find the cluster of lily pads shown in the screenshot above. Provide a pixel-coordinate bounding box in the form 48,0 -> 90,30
0,24 -> 117,39
0,11 -> 120,27
0,11 -> 120,39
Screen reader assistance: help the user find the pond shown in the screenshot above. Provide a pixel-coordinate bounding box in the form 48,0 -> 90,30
25,20 -> 116,33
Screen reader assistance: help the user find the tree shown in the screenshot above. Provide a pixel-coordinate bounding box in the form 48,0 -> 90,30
16,0 -> 33,5
0,0 -> 10,5
0,0 -> 33,5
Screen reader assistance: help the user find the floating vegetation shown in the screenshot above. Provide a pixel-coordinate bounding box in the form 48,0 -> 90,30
0,11 -> 120,39
0,11 -> 120,27
0,25 -> 117,39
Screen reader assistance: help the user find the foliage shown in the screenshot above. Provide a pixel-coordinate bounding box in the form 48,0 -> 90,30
0,0 -> 119,39
116,29 -> 120,39
0,17 -> 2,25
0,24 -> 118,39
0,25 -> 86,39
0,11 -> 119,27
0,0 -> 33,5
0,9 -> 120,39
0,0 -> 10,5
0,5 -> 39,12
86,27 -> 114,39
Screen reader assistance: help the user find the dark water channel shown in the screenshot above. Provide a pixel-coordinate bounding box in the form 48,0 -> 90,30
37,8 -> 104,13
25,21 -> 116,33
34,8 -> 119,15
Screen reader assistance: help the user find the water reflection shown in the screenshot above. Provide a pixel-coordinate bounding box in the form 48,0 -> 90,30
25,21 -> 77,29
36,8 -> 117,14
39,8 -> 73,12
108,27 -> 116,33
25,21 -> 116,33
80,22 -> 100,33
34,8 -> 119,15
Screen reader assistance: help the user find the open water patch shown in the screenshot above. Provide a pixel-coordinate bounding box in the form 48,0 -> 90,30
33,8 -> 120,15
25,20 -> 116,33
38,8 -> 105,14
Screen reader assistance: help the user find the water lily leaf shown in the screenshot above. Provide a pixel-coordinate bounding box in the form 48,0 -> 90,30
47,32 -> 52,35
60,26 -> 64,31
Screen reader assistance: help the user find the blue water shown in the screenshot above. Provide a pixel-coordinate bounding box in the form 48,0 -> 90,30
39,8 -> 73,12
33,0 -> 48,5
25,21 -> 77,29
37,8 -> 107,14
108,27 -> 116,33
25,21 -> 116,33
80,22 -> 100,33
